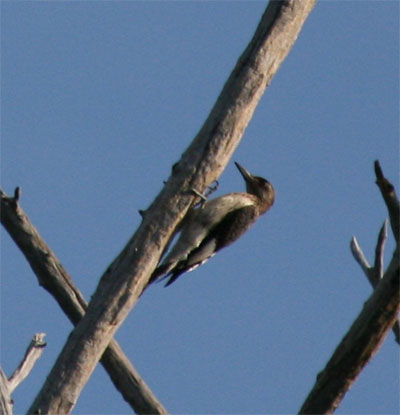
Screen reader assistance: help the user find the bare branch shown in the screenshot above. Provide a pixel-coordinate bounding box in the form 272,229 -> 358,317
299,246 -> 400,414
373,162 -> 400,343
1,334 -> 46,415
28,1 -> 318,413
0,189 -> 167,414
374,160 -> 400,243
351,162 -> 400,345
351,223 -> 399,345
8,333 -> 47,393
350,220 -> 388,288
350,237 -> 372,281
0,368 -> 13,415
373,219 -> 388,281
301,163 -> 400,414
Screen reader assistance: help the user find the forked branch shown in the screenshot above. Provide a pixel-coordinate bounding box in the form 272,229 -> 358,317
351,221 -> 400,344
0,334 -> 46,415
299,162 -> 400,414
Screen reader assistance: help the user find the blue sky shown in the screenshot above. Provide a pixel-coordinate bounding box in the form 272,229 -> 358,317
1,1 -> 399,414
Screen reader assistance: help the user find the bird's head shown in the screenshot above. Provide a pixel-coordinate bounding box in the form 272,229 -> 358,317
235,162 -> 275,213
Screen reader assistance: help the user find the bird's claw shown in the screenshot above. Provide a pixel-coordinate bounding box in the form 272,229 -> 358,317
191,188 -> 207,201
191,181 -> 219,207
204,180 -> 219,198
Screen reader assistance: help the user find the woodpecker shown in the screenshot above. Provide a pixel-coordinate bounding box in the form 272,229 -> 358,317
150,162 -> 275,287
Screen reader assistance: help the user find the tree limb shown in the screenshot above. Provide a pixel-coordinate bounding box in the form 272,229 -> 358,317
300,163 -> 400,414
350,236 -> 372,280
373,219 -> 387,280
28,1 -> 318,413
0,334 -> 46,415
351,222 -> 399,345
0,189 -> 166,414
8,333 -> 47,393
299,247 -> 400,414
0,367 -> 13,415
350,219 -> 388,289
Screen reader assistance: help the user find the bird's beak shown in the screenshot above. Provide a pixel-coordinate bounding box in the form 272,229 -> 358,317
234,162 -> 254,183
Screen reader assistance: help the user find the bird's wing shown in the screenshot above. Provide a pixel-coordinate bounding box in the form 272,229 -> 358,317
162,239 -> 217,286
154,193 -> 256,277
162,204 -> 259,286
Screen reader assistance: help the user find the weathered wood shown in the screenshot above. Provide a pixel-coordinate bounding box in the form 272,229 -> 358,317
299,163 -> 400,414
299,249 -> 400,414
0,334 -> 46,415
0,367 -> 13,415
0,190 -> 167,414
8,333 -> 46,393
351,221 -> 400,344
28,1 -> 318,413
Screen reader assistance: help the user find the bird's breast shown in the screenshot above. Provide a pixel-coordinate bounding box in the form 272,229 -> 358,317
196,193 -> 258,226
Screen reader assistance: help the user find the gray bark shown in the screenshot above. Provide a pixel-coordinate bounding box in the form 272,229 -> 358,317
0,367 -> 13,415
8,333 -> 47,393
0,334 -> 47,415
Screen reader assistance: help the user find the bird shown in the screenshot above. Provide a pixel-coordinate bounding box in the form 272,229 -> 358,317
149,162 -> 275,287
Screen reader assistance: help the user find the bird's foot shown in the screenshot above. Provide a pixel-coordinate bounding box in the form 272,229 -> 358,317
204,180 -> 219,198
191,181 -> 219,207
191,188 -> 207,203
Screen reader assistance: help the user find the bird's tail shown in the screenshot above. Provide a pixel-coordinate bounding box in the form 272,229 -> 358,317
148,263 -> 170,285
149,262 -> 183,287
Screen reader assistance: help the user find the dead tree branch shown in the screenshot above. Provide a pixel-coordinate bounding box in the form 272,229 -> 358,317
299,162 -> 400,414
350,220 -> 388,288
351,221 -> 400,344
0,334 -> 46,415
374,160 -> 400,243
299,251 -> 399,414
0,189 -> 166,414
8,333 -> 47,393
0,367 -> 13,415
28,1 -> 318,413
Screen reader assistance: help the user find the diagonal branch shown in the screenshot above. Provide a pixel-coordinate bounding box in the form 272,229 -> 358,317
0,189 -> 166,414
1,333 -> 46,415
350,237 -> 372,281
299,246 -> 400,414
8,333 -> 47,393
29,1 -> 318,413
350,220 -> 400,344
373,219 -> 388,281
350,219 -> 388,289
0,367 -> 13,415
300,162 -> 400,414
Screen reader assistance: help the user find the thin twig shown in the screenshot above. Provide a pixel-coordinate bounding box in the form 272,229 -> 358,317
350,237 -> 372,281
351,224 -> 399,345
374,160 -> 400,243
8,333 -> 46,393
373,219 -> 388,281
